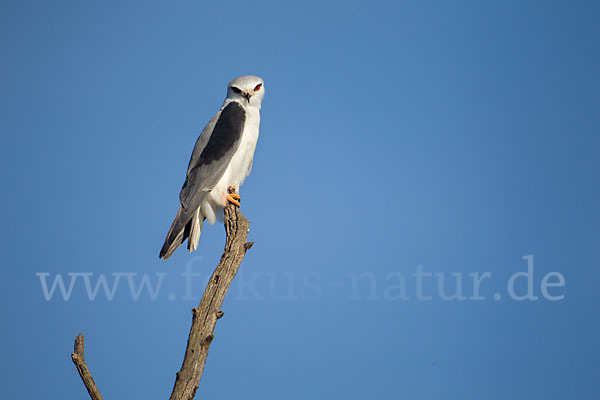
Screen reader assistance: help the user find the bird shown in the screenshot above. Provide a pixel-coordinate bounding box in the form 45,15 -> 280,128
159,75 -> 265,260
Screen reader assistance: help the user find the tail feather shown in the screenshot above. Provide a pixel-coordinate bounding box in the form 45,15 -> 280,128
160,206 -> 191,260
187,209 -> 204,253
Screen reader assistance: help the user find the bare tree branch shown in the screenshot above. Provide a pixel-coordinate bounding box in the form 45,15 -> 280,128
169,204 -> 253,400
71,204 -> 251,400
71,333 -> 103,400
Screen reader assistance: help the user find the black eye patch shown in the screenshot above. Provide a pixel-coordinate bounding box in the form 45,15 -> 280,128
231,86 -> 242,94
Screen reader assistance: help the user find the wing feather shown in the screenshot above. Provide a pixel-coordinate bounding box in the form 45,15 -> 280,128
159,101 -> 246,259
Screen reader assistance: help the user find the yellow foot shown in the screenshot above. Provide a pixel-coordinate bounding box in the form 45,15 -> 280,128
226,186 -> 241,207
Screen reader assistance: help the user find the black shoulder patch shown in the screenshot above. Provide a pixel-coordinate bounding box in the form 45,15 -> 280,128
198,102 -> 246,165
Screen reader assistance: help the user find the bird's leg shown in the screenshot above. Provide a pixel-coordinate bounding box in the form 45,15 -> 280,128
226,185 -> 241,207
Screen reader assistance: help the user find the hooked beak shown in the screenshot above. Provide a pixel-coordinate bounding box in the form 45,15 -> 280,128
243,90 -> 253,103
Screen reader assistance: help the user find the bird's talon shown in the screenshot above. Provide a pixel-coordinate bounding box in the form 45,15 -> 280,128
226,194 -> 241,207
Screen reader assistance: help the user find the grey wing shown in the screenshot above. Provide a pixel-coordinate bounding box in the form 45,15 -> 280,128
159,101 -> 246,259
180,101 -> 246,212
185,111 -> 222,176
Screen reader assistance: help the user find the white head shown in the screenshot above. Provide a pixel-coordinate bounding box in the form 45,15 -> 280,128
227,75 -> 265,108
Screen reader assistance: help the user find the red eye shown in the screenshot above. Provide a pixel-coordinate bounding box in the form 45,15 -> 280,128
254,83 -> 262,91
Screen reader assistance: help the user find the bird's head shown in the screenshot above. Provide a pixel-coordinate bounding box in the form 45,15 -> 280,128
227,75 -> 265,107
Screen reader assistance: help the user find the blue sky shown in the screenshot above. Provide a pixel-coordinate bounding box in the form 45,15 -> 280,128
1,1 -> 599,399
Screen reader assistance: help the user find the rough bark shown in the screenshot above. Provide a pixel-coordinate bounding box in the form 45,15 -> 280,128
71,333 -> 103,400
71,204 -> 252,400
169,204 -> 252,400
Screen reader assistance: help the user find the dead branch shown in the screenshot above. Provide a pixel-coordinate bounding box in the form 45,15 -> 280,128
71,204 -> 252,400
169,204 -> 252,400
71,333 -> 103,400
